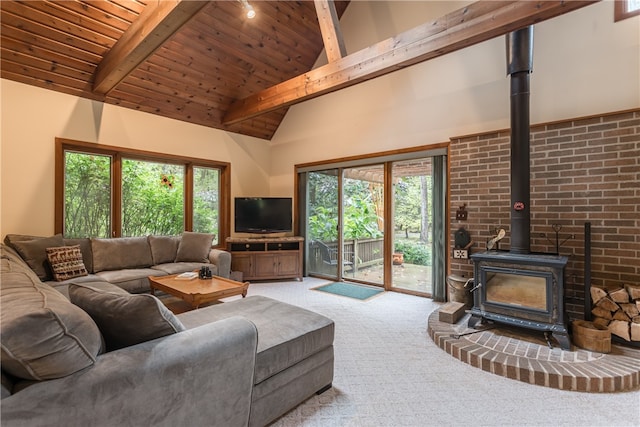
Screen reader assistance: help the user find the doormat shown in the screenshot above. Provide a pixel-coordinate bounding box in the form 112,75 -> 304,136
312,282 -> 384,301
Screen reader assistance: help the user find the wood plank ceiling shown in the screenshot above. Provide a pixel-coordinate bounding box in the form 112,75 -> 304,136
1,0 -> 349,140
1,1 -> 596,141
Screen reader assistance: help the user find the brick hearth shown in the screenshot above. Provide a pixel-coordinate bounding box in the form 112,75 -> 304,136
428,309 -> 640,392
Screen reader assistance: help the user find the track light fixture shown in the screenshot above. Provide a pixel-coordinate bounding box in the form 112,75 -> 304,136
240,0 -> 256,19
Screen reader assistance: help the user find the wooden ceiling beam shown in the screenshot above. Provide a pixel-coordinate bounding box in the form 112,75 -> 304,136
315,0 -> 347,63
223,0 -> 597,125
93,0 -> 208,95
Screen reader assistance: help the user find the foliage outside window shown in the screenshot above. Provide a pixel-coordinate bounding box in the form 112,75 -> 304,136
121,159 -> 185,237
56,138 -> 229,246
307,173 -> 383,242
615,0 -> 640,21
306,167 -> 434,267
64,151 -> 112,238
193,166 -> 220,235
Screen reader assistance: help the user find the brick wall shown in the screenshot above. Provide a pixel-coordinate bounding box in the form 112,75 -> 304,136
449,109 -> 640,320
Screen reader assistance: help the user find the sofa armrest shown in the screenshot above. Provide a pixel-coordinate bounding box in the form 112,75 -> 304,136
1,317 -> 258,427
209,248 -> 231,278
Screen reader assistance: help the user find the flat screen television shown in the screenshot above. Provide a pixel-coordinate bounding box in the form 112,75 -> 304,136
234,197 -> 293,234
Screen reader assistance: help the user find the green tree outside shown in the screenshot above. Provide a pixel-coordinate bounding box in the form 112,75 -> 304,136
64,153 -> 220,240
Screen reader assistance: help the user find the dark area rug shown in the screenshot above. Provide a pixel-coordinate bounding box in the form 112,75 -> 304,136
312,282 -> 384,301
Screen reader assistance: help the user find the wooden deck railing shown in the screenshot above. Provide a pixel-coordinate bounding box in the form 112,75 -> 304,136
309,238 -> 384,272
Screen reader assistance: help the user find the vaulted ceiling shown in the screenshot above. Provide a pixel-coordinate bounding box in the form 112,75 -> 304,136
1,1 -> 596,140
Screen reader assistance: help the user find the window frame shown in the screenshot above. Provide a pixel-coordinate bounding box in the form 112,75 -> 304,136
615,0 -> 640,22
55,138 -> 230,247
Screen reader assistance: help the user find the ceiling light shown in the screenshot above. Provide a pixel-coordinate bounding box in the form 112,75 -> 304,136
240,0 -> 256,19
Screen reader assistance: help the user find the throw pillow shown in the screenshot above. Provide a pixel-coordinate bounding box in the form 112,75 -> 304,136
11,234 -> 64,281
68,282 -> 186,351
46,245 -> 88,281
0,269 -> 102,380
175,232 -> 214,263
63,237 -> 94,274
148,235 -> 180,265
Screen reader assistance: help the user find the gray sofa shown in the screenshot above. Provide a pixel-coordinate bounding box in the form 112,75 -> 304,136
3,232 -> 232,297
0,243 -> 335,426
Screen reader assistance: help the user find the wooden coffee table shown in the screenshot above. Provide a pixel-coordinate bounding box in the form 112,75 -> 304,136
149,273 -> 249,310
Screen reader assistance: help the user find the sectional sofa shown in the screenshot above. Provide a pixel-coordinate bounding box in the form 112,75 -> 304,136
3,232 -> 232,297
0,235 -> 335,426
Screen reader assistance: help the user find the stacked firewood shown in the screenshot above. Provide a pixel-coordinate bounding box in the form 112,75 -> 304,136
590,284 -> 640,342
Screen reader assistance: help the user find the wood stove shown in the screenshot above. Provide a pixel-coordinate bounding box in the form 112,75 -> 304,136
468,251 -> 570,350
466,27 -> 571,350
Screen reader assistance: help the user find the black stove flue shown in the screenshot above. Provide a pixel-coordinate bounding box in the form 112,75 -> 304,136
507,26 -> 533,254
467,27 -> 570,350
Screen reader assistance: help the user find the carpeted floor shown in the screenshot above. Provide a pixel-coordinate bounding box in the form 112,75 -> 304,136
223,278 -> 640,427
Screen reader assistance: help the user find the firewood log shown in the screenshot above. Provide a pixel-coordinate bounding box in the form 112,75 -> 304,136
609,319 -> 631,341
590,286 -> 608,305
612,309 -> 631,322
625,284 -> 640,300
592,317 -> 611,328
595,296 -> 619,312
609,287 -> 630,303
631,319 -> 640,341
620,303 -> 640,318
592,306 -> 613,320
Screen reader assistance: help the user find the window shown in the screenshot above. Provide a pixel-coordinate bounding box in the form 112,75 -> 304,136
121,159 -> 185,237
56,138 -> 230,246
615,0 -> 640,22
193,166 -> 221,234
63,151 -> 112,237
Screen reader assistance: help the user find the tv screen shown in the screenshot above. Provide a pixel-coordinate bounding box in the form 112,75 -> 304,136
234,197 -> 293,234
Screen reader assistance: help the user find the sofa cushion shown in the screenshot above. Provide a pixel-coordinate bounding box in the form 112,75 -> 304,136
1,244 -> 32,270
148,235 -> 180,265
94,268 -> 166,294
175,232 -> 214,263
10,234 -> 64,281
46,245 -> 88,281
91,237 -> 153,272
1,371 -> 14,398
0,259 -> 102,380
69,282 -> 186,351
178,296 -> 335,384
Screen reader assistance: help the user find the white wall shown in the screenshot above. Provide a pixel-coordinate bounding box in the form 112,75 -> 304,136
0,80 -> 271,237
269,1 -> 640,195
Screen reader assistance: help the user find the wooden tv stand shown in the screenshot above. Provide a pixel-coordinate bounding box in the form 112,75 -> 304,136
226,236 -> 304,281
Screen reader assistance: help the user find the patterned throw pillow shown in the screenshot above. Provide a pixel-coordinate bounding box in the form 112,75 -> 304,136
46,245 -> 88,281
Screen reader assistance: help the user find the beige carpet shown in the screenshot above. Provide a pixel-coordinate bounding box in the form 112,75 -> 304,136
223,278 -> 640,427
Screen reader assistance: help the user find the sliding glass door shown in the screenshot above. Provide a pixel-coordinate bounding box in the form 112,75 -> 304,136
342,165 -> 385,286
306,169 -> 341,280
391,159 -> 434,295
299,148 -> 447,297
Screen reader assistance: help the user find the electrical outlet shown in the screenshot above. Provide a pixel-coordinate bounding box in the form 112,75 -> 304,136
453,249 -> 468,259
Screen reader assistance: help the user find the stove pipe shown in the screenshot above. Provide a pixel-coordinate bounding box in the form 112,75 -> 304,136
506,26 -> 533,254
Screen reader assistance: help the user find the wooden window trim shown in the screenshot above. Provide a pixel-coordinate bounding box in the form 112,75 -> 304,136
615,0 -> 640,22
55,137 -> 231,247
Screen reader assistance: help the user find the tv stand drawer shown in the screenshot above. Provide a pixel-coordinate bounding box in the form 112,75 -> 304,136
267,242 -> 299,251
230,242 -> 265,251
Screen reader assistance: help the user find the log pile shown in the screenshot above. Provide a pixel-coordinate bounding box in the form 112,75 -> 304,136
590,284 -> 640,342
